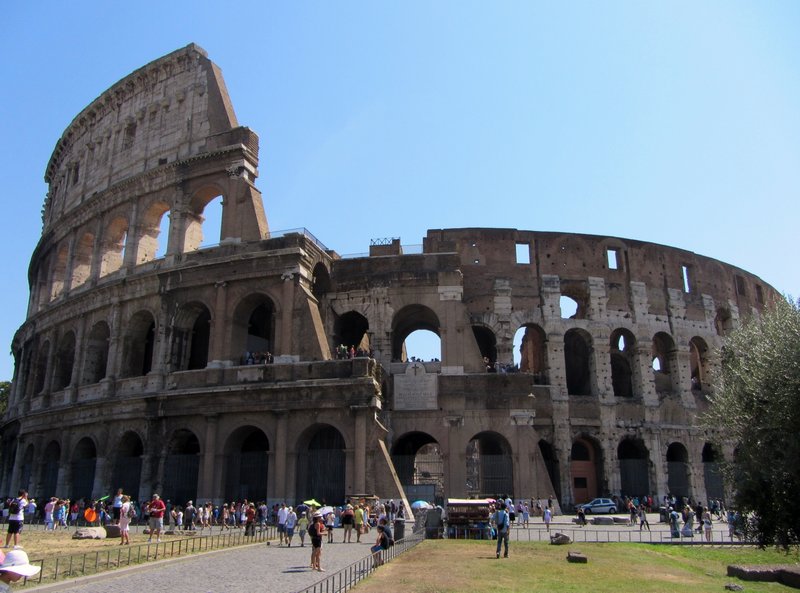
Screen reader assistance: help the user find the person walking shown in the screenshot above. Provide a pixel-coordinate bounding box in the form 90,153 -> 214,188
543,507 -> 552,532
638,504 -> 650,531
4,491 -> 28,549
493,502 -> 510,559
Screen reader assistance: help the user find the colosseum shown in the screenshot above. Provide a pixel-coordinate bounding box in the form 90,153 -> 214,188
1,44 -> 779,510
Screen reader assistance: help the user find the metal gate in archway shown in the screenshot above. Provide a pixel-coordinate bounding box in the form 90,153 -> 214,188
162,454 -> 199,505
296,427 -> 345,505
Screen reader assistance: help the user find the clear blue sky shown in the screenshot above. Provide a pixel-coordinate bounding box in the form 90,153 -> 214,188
1,1 -> 798,380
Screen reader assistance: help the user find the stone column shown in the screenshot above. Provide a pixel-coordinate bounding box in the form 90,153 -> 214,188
105,304 -> 122,380
198,415 -> 219,501
55,434 -> 72,497
8,440 -> 27,495
123,201 -> 140,269
208,281 -> 229,366
353,407 -> 367,494
444,416 -> 465,499
634,343 -> 658,406
279,273 -> 295,356
91,457 -> 107,500
272,411 -> 288,501
592,338 -> 613,404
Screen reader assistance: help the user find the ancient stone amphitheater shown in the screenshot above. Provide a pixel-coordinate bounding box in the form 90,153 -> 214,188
1,44 -> 778,509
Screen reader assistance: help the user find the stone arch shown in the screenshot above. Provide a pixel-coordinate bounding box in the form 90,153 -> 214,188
162,428 -> 201,506
560,281 -> 589,320
121,310 -> 156,378
689,337 -> 710,392
40,441 -> 61,498
31,340 -> 51,395
112,431 -> 144,500
666,442 -> 690,498
715,307 -> 734,336
610,328 -> 636,398
295,424 -> 346,505
538,439 -> 561,502
514,324 -> 547,382
564,328 -> 593,396
466,431 -> 513,498
391,305 -> 441,362
617,437 -> 650,498
570,436 -> 603,504
333,311 -> 370,357
702,443 -> 725,501
311,262 -> 331,300
82,321 -> 110,385
71,436 -> 97,501
50,243 -> 69,300
99,216 -> 128,277
184,185 -> 225,252
232,293 -> 276,362
391,431 -> 444,503
135,199 -> 170,264
652,332 -> 678,395
70,231 -> 94,289
222,426 -> 270,502
53,331 -> 76,391
471,325 -> 497,368
170,301 -> 212,371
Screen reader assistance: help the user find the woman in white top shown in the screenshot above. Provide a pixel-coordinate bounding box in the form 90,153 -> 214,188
119,495 -> 132,545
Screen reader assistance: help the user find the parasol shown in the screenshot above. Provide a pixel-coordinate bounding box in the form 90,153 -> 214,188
318,505 -> 334,517
411,500 -> 431,510
303,499 -> 321,507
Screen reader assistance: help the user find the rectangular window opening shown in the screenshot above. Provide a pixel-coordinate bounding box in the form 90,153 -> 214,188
607,249 -> 619,270
682,265 -> 692,293
756,284 -> 764,304
735,275 -> 747,296
516,243 -> 531,265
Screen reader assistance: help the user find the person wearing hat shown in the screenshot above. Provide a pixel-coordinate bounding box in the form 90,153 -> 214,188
0,548 -> 41,590
340,504 -> 355,543
308,511 -> 326,571
146,493 -> 166,543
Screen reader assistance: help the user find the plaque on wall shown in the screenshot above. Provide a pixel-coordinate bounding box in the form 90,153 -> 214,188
394,362 -> 438,410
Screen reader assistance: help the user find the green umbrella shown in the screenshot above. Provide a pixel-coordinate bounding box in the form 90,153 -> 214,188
303,499 -> 321,507
98,495 -> 110,501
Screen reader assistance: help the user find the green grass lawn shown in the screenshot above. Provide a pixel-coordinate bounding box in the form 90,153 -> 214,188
353,541 -> 798,593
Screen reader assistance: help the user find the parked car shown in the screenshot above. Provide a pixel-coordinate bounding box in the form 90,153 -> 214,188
576,498 -> 617,514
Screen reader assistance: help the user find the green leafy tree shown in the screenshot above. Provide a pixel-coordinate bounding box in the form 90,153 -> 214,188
703,296 -> 800,548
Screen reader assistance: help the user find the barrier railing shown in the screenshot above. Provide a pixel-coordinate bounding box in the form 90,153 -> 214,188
293,531 -> 425,593
20,525 -> 276,588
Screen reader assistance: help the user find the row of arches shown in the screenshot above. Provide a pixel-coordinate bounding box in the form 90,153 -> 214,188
14,424 -> 347,506
36,193 -> 223,307
391,431 -> 725,505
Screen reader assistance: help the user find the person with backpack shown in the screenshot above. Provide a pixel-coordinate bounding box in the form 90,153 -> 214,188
119,495 -> 133,545
4,490 -> 28,549
493,502 -> 510,559
308,511 -> 326,571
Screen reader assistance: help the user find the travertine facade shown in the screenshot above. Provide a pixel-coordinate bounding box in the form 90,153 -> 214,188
1,45 -> 779,508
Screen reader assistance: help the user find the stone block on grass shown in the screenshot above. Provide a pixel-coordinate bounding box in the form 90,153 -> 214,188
72,527 -> 106,540
567,551 -> 587,563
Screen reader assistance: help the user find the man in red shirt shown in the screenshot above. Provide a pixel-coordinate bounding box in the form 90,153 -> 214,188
147,493 -> 166,543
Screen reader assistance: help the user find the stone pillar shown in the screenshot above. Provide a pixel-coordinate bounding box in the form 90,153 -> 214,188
601,436 -> 618,496
89,217 -> 105,285
279,273 -> 295,355
8,440 -> 27,495
123,201 -> 140,269
105,304 -> 122,380
634,343 -> 658,406
353,408 -> 367,494
61,232 -> 77,297
208,281 -> 229,366
645,432 -> 666,500
546,334 -> 567,400
91,457 -> 107,499
198,415 -> 219,501
592,338 -> 613,404
56,434 -> 72,497
674,345 -> 695,409
271,412 -> 288,501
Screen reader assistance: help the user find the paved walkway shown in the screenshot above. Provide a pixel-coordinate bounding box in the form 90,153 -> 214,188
28,538 -> 377,593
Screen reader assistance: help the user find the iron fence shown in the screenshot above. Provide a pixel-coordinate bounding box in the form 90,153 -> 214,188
20,525 -> 276,588
294,531 -> 425,593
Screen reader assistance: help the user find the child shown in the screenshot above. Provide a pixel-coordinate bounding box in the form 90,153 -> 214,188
0,549 -> 41,591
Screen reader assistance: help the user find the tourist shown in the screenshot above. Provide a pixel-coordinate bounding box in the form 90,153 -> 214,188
284,506 -> 297,545
543,506 -> 552,532
341,504 -> 355,542
354,504 -> 364,543
4,491 -> 28,549
702,507 -> 713,542
325,511 -> 335,543
146,493 -> 166,543
308,512 -> 326,571
0,548 -> 41,590
277,503 -> 288,545
297,511 -> 309,547
638,504 -> 650,531
493,502 -> 510,559
43,498 -> 56,531
119,495 -> 132,545
112,488 -> 124,524
370,524 -> 390,567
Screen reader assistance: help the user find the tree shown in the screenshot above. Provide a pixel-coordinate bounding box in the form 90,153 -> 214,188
702,296 -> 800,548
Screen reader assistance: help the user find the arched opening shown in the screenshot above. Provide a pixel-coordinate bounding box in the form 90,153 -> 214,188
112,432 -> 143,500
610,329 -> 636,398
40,441 -> 61,498
233,295 -> 276,363
135,201 -> 170,264
391,305 -> 441,362
311,262 -> 331,300
391,432 -> 444,504
570,437 -> 602,504
466,432 -> 513,498
689,337 -> 710,392
184,193 -> 224,252
559,296 -> 579,319
82,322 -> 110,385
652,332 -> 678,395
333,311 -> 370,358
162,429 -> 200,506
53,331 -> 76,391
32,341 -> 50,395
50,244 -> 69,300
618,438 -> 650,498
702,443 -> 725,501
564,329 -> 592,396
295,425 -> 346,505
224,427 -> 269,502
99,216 -> 128,277
513,324 -> 547,382
471,326 -> 497,370
169,303 -> 211,371
538,440 -> 561,502
70,231 -> 94,289
71,437 -> 97,501
121,311 -> 156,377
666,442 -> 690,498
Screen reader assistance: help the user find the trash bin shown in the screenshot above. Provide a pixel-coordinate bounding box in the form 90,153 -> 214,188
659,506 -> 668,523
394,518 -> 405,540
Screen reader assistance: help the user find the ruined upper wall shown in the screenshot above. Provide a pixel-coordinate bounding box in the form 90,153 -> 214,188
42,44 -> 239,230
